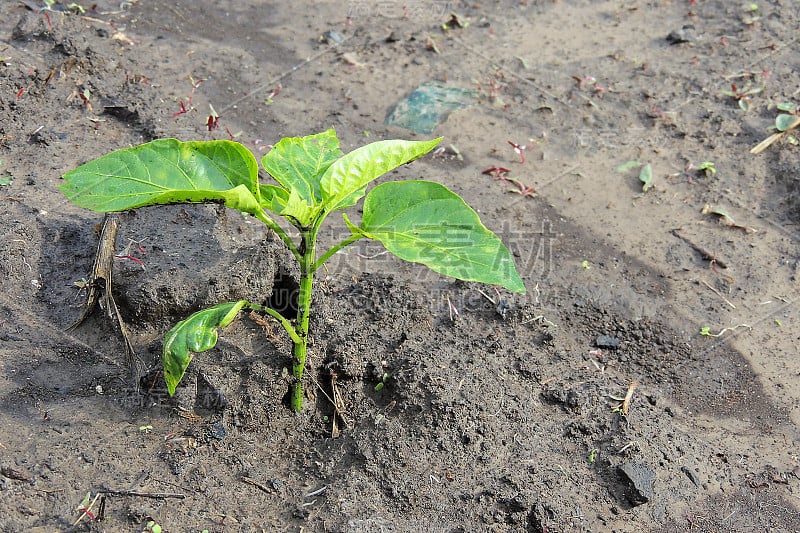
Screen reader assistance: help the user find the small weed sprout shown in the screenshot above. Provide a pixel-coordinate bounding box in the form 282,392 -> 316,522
61,129 -> 525,412
720,81 -> 764,111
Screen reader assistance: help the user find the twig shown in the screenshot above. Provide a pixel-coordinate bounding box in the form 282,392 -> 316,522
621,381 -> 637,416
521,315 -> 557,328
330,371 -> 349,438
98,489 -> 185,499
671,228 -> 728,268
445,294 -> 459,322
750,116 -> 800,154
617,441 -> 639,454
305,485 -> 327,498
700,279 -> 736,309
73,493 -> 101,527
475,288 -> 496,304
241,476 -> 273,494
68,214 -> 143,374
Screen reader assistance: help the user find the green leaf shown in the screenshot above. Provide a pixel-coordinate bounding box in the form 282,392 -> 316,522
359,180 -> 525,293
321,137 -> 442,213
162,300 -> 247,396
639,163 -> 653,192
776,113 -> 798,132
615,161 -> 642,173
61,139 -> 262,215
281,188 -> 318,227
777,102 -> 796,112
259,184 -> 289,213
260,129 -> 342,211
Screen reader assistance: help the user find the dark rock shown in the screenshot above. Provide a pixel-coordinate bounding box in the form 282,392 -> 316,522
666,25 -> 698,44
320,30 -> 344,45
496,299 -> 512,319
208,422 -> 226,440
618,462 -> 656,506
681,466 -> 702,488
595,335 -> 620,349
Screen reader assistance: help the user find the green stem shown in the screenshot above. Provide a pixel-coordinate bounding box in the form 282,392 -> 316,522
253,209 -> 301,262
290,226 -> 317,411
246,303 -> 302,345
313,234 -> 363,274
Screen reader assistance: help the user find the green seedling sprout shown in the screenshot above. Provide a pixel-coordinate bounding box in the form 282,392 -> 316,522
751,103 -> 800,153
374,372 -> 389,392
615,160 -> 652,192
696,161 -> 716,176
61,129 -> 525,412
699,324 -> 751,337
720,81 -> 763,111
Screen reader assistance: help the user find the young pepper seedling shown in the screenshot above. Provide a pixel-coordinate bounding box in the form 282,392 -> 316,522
61,129 -> 525,412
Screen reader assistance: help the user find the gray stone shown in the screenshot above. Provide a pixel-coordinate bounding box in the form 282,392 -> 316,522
618,462 -> 655,506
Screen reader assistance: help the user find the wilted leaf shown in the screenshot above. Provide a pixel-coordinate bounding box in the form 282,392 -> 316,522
701,204 -> 756,233
163,301 -> 247,396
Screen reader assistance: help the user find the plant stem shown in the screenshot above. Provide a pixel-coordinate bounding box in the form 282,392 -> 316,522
253,209 -> 301,262
246,303 -> 302,345
290,226 -> 317,411
313,234 -> 362,274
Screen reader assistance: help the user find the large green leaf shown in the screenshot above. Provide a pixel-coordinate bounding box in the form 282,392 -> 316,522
162,300 -> 247,396
359,180 -> 525,293
261,129 -> 342,220
60,138 -> 261,214
321,137 -> 441,213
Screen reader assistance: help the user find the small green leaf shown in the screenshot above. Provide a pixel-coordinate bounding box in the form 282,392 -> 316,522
360,180 -> 525,293
777,102 -> 796,112
261,129 -> 342,212
615,161 -> 642,173
162,300 -> 247,396
639,163 -> 653,192
321,137 -> 442,213
60,139 -> 261,215
280,188 -> 317,227
776,113 -> 798,132
738,99 -> 749,112
697,161 -> 716,175
259,184 -> 289,213
0,175 -> 10,186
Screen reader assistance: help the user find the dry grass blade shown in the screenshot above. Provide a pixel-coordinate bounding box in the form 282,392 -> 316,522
330,372 -> 350,438
67,214 -> 143,375
751,116 -> 800,154
622,381 -> 638,416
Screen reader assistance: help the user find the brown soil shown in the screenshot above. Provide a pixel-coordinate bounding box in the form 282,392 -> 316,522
1,1 -> 800,531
